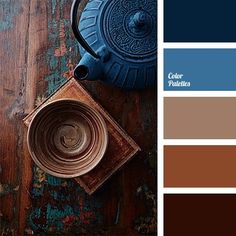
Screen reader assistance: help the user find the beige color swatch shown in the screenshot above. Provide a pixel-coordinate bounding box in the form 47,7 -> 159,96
164,97 -> 236,138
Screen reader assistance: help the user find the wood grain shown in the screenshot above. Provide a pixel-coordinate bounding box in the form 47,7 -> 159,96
0,0 -> 30,234
0,0 -> 157,235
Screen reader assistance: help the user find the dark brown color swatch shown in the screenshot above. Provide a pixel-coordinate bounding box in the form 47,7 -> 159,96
164,97 -> 236,138
164,194 -> 236,236
164,145 -> 236,187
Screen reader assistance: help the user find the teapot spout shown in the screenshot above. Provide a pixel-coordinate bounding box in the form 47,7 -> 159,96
74,64 -> 89,80
74,46 -> 110,81
74,52 -> 103,81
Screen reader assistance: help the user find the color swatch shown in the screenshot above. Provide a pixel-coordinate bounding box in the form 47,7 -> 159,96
164,0 -> 236,42
164,49 -> 236,91
164,97 -> 236,139
164,194 -> 236,236
164,146 -> 236,187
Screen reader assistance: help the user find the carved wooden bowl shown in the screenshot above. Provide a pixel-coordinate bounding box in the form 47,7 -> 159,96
27,99 -> 108,178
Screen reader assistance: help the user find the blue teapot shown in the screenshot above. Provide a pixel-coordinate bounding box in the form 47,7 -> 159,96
71,0 -> 157,90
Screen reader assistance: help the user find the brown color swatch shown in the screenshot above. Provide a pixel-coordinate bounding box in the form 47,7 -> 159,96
164,194 -> 236,236
164,145 -> 236,187
164,97 -> 236,138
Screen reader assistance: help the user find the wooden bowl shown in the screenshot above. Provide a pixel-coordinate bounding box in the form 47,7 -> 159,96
27,99 -> 108,178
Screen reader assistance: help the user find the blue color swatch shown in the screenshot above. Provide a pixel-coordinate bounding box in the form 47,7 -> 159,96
164,49 -> 236,91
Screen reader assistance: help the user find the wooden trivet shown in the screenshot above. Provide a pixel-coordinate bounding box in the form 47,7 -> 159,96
23,78 -> 141,194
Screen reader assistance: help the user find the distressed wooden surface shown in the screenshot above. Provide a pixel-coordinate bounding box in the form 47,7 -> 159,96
0,0 -> 157,235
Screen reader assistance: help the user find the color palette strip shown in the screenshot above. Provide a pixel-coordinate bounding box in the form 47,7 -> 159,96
164,49 -> 236,91
164,97 -> 236,139
164,194 -> 236,236
164,146 -> 236,187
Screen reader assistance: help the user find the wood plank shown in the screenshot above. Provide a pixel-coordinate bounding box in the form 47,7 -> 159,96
0,0 -> 30,234
17,1 -> 51,235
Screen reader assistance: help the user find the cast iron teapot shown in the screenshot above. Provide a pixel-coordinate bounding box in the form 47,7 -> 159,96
71,0 -> 157,90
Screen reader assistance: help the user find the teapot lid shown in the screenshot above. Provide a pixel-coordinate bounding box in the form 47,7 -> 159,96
101,0 -> 157,61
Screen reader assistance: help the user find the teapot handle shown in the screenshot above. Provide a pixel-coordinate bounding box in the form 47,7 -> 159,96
71,0 -> 100,59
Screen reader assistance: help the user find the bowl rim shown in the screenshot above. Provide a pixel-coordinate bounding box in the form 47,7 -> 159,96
27,98 -> 108,178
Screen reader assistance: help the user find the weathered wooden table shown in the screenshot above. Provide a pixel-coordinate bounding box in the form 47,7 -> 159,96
0,1 -> 156,235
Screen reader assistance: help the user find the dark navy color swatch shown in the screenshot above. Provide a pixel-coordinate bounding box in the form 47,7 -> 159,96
164,0 -> 236,42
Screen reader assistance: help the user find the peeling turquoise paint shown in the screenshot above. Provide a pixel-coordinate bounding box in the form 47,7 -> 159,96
44,17 -> 78,95
50,190 -> 71,201
28,210 -> 41,231
31,166 -> 45,197
51,0 -> 57,15
52,0 -> 67,16
0,1 -> 21,31
31,187 -> 44,198
47,49 -> 58,70
28,176 -> 102,233
46,175 -> 63,186
46,204 -> 74,220
30,167 -> 103,232
42,0 -> 78,95
0,21 -> 12,31
44,73 -> 66,94
34,208 -> 41,219
59,0 -> 67,11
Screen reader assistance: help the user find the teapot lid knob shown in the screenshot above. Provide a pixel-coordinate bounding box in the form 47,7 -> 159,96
132,11 -> 147,28
128,10 -> 152,35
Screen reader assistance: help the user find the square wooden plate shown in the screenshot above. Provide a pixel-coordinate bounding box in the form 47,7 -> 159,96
23,78 -> 141,194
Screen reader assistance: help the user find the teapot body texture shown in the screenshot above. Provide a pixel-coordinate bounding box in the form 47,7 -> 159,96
73,0 -> 157,90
